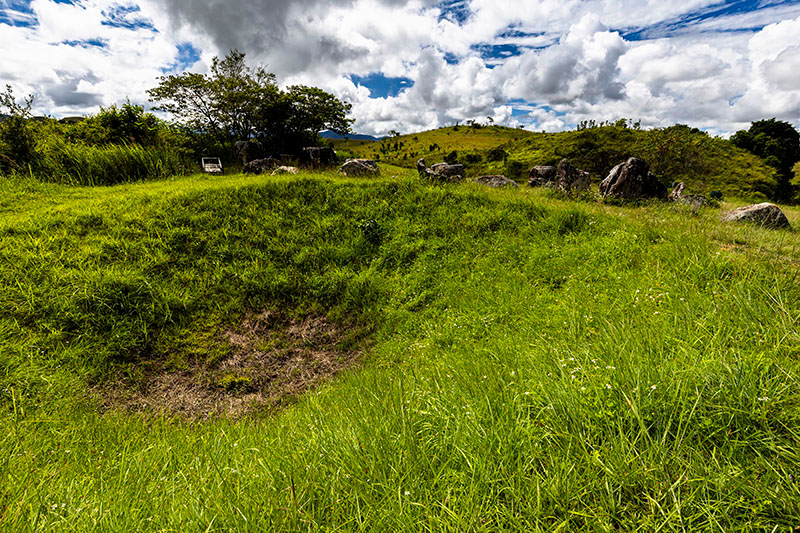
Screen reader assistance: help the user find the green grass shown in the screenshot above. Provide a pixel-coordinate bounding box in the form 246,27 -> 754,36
336,125 -> 777,201
332,125 -> 530,168
2,168 -> 800,530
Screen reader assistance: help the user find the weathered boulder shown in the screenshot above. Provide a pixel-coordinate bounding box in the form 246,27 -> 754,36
339,158 -> 380,177
271,166 -> 299,176
234,140 -> 264,165
416,158 -> 430,179
430,163 -> 466,181
721,203 -> 791,229
301,146 -> 336,168
528,166 -> 557,187
556,159 -> 591,193
243,157 -> 278,175
416,158 -> 465,183
669,182 -> 707,208
599,157 -> 667,200
474,175 -> 519,188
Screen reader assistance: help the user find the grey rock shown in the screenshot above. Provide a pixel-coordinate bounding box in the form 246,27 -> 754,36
243,157 -> 278,175
721,203 -> 791,229
528,166 -> 557,187
416,158 -> 464,183
474,175 -> 519,188
234,140 -> 264,165
301,146 -> 336,168
271,166 -> 299,176
430,163 -> 466,181
599,157 -> 667,200
339,158 -> 380,177
556,159 -> 591,193
669,182 -> 707,208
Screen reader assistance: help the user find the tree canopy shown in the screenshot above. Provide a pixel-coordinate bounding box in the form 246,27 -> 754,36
147,50 -> 353,155
731,118 -> 800,200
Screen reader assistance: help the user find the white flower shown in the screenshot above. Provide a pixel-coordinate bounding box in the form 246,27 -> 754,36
606,384 -> 612,389
650,385 -> 657,390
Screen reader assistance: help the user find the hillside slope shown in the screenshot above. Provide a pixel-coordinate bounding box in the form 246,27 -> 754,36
336,125 -> 777,200
1,171 -> 799,529
333,124 -> 531,167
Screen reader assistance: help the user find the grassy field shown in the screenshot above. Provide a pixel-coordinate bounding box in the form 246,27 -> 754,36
332,125 -> 530,168
335,125 -> 777,201
1,168 -> 800,530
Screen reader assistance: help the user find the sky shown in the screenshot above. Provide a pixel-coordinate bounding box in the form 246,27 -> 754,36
2,0 -> 799,136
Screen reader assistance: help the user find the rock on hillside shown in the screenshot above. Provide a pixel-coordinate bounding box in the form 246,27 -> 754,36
271,166 -> 299,176
556,159 -> 591,193
721,203 -> 791,229
416,158 -> 465,183
243,158 -> 278,175
474,175 -> 519,188
339,159 -> 380,177
430,163 -> 466,181
529,166 -> 556,187
599,157 -> 667,200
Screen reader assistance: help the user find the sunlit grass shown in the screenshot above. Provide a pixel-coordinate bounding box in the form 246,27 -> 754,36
1,167 -> 799,530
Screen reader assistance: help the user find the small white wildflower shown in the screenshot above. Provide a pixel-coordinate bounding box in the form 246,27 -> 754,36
606,384 -> 612,389
650,384 -> 657,390
758,396 -> 770,402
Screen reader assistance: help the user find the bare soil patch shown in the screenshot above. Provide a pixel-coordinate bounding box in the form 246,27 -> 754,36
98,311 -> 364,419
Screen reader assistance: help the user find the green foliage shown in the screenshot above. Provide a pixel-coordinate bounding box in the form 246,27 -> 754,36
487,146 -> 507,162
1,171 -> 799,529
504,159 -> 525,179
148,49 -> 353,154
444,150 -> 459,164
333,124 -> 775,199
34,136 -> 185,185
0,86 -> 187,185
65,101 -> 170,147
731,118 -> 800,201
217,373 -> 254,392
494,124 -> 778,200
0,84 -> 37,173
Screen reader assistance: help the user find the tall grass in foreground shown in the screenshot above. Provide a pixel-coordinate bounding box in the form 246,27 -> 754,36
0,170 -> 799,530
32,139 -> 186,185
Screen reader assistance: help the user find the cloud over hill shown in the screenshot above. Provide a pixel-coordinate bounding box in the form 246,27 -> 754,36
2,0 -> 799,136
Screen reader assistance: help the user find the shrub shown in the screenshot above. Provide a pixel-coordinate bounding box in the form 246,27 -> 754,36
487,146 -> 507,162
505,160 -> 525,179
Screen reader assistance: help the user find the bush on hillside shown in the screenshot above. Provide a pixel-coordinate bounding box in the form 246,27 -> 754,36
0,87 -> 188,185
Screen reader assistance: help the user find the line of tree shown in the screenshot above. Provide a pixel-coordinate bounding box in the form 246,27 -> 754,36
731,118 -> 800,202
147,49 -> 353,157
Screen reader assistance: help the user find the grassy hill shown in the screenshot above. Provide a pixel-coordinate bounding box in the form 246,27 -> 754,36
333,124 -> 531,167
335,124 -> 777,200
2,170 -> 800,529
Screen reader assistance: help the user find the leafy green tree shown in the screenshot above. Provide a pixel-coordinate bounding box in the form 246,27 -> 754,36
148,49 -> 352,155
0,85 -> 37,172
731,118 -> 800,201
65,101 -> 171,147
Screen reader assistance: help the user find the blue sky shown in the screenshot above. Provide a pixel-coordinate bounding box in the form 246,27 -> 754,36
1,0 -> 799,135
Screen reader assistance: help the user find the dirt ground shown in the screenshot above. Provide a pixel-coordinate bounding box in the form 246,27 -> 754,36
98,311 -> 364,419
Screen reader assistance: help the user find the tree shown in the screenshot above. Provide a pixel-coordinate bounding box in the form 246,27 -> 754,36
148,49 -> 352,155
731,118 -> 800,201
0,85 -> 37,172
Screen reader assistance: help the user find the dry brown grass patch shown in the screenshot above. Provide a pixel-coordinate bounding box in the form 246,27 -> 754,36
98,311 -> 364,419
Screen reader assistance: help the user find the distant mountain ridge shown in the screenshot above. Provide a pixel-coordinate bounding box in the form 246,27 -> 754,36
320,130 -> 383,141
